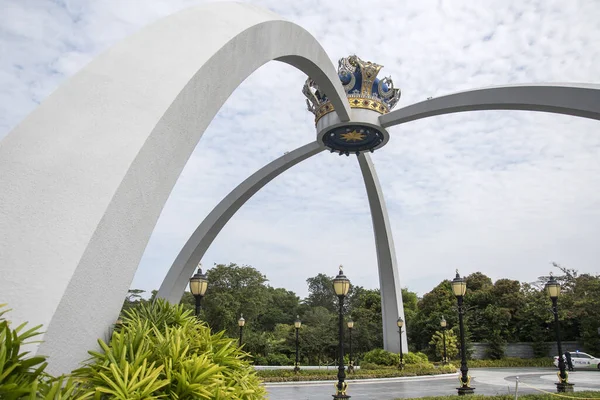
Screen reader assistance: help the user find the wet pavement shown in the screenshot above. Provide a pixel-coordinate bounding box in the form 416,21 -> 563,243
265,368 -> 600,399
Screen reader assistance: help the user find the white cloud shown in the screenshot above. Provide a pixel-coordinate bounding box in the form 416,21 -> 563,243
1,0 -> 599,299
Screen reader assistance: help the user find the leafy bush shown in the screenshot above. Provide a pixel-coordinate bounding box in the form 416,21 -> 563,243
265,353 -> 292,366
402,351 -> 429,364
257,363 -> 457,382
362,349 -> 429,367
397,392 -> 600,400
429,330 -> 459,361
358,362 -> 380,370
74,299 -> 266,399
362,349 -> 399,366
486,332 -> 507,359
467,357 -> 554,368
0,304 -> 83,399
0,304 -> 47,398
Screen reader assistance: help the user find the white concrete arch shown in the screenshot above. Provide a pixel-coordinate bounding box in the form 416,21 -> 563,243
358,153 -> 408,353
0,2 -> 351,374
380,83 -> 600,127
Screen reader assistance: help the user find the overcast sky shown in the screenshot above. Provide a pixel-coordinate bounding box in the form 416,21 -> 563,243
1,0 -> 599,299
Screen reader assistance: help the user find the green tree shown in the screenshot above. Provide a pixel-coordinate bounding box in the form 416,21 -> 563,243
201,263 -> 269,336
122,288 -> 146,313
300,306 -> 337,365
256,287 -> 300,332
305,273 -> 337,312
408,279 -> 456,354
348,288 -> 383,357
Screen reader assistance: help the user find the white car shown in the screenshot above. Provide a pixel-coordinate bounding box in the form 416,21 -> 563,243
553,351 -> 600,370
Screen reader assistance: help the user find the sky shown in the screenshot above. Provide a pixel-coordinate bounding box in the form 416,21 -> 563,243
1,0 -> 599,300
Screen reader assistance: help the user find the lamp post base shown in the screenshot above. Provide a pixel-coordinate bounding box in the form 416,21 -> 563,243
457,386 -> 475,396
556,383 -> 574,393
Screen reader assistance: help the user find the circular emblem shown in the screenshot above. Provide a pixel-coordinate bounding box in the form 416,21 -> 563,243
322,125 -> 385,155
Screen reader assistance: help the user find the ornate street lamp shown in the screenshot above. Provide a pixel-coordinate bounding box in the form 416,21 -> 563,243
452,270 -> 474,395
189,264 -> 208,318
441,316 -> 448,364
347,319 -> 354,373
546,274 -> 574,392
332,266 -> 351,399
238,313 -> 245,347
294,315 -> 302,373
396,317 -> 404,369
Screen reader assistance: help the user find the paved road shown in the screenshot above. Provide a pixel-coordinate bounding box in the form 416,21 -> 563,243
265,368 -> 600,399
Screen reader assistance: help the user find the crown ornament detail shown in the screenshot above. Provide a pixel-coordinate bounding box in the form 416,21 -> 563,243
303,55 -> 401,123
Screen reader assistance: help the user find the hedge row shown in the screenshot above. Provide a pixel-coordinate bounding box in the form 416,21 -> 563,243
258,364 -> 457,382
467,357 -> 555,368
399,392 -> 600,400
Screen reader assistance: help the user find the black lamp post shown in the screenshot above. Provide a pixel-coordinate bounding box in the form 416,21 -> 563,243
238,314 -> 245,347
189,264 -> 208,319
332,266 -> 351,399
452,270 -> 474,395
441,316 -> 448,364
347,320 -> 354,373
546,274 -> 574,392
397,317 -> 404,370
294,315 -> 301,373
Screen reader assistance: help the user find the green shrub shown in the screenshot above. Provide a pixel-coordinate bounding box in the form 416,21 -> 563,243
359,362 -> 381,370
468,357 -> 553,368
74,300 -> 266,399
362,349 -> 399,366
402,351 -> 429,364
362,349 -> 429,367
265,353 -> 292,366
0,304 -> 83,400
252,355 -> 268,365
398,392 -> 600,400
486,333 -> 506,360
257,363 -> 457,382
429,330 -> 459,361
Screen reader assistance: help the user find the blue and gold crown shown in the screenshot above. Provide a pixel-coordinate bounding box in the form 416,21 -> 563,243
303,55 -> 401,123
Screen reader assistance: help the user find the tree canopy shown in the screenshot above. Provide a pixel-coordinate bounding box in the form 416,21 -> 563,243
125,262 -> 600,363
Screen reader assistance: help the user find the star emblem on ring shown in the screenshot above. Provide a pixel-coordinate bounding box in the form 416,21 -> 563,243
340,130 -> 366,142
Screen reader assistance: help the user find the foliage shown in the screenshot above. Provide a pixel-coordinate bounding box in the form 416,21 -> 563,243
347,287 -> 383,356
74,299 -> 266,399
304,273 -> 338,313
467,357 -> 554,368
398,392 -> 600,400
201,263 -> 270,337
122,262 -> 600,369
0,304 -> 47,399
402,352 -> 429,364
361,349 -> 428,367
429,330 -> 458,361
0,304 -> 85,400
362,349 -> 399,366
257,363 -> 457,382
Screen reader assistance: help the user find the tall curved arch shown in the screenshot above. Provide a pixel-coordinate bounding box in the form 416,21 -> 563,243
358,153 -> 407,353
0,3 -> 350,374
380,83 -> 600,127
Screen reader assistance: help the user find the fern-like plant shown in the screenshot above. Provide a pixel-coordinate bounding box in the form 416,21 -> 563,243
75,299 -> 266,399
0,304 -> 85,400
